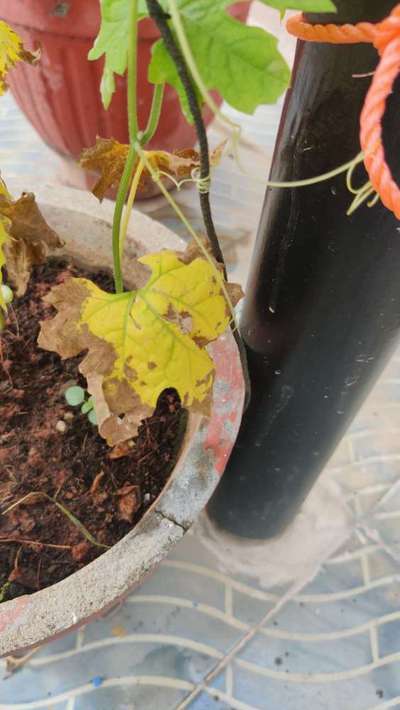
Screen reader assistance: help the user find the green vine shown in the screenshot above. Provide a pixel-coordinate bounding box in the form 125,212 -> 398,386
111,145 -> 137,293
140,83 -> 165,146
111,0 -> 139,293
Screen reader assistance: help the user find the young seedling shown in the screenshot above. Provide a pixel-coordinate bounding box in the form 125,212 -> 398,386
64,386 -> 97,426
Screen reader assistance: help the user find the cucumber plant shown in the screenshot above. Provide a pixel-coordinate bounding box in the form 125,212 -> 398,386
0,0 -> 336,448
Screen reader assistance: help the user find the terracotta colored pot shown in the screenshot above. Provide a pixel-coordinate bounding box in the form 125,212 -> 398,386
0,183 -> 245,657
0,1 -> 250,157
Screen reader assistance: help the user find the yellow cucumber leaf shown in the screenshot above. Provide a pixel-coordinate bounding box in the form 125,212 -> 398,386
80,138 -> 226,201
38,244 -> 243,446
0,191 -> 63,296
0,20 -> 39,95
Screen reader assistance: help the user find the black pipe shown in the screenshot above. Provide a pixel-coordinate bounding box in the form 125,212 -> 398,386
207,0 -> 400,539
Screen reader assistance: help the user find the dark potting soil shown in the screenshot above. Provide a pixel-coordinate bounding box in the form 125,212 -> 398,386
0,260 -> 187,603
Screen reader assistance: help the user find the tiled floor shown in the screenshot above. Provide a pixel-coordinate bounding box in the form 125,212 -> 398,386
1,9 -> 400,710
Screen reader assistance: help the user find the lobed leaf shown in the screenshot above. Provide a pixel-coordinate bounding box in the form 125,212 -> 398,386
38,244 -> 243,446
0,20 -> 39,95
147,0 -> 290,117
91,0 -> 290,114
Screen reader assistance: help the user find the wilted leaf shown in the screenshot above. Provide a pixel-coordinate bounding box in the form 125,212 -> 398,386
39,244 -> 243,445
79,138 -> 129,201
0,20 -> 39,95
80,138 -> 225,201
0,191 -> 63,296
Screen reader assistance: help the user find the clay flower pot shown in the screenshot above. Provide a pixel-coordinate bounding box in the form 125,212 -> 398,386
0,184 -> 245,657
0,1 -> 250,157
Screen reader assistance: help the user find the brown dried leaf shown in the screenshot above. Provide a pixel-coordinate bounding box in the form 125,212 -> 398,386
86,373 -> 150,447
80,138 -> 226,201
0,192 -> 63,296
79,138 -> 129,201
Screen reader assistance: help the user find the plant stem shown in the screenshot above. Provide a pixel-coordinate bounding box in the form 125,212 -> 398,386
112,0 -> 139,292
120,158 -> 145,259
128,0 -> 139,143
141,83 -> 165,145
145,0 -> 225,274
112,145 -> 137,293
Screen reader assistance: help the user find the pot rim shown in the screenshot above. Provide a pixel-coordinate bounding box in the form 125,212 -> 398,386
0,184 -> 245,657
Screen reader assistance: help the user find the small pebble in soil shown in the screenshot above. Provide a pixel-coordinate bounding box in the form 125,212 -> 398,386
63,411 -> 74,422
55,420 -> 67,433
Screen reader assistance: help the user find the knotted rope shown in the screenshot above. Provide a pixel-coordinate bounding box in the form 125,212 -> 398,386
287,5 -> 400,218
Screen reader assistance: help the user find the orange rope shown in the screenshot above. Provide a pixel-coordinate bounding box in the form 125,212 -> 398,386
287,6 -> 400,219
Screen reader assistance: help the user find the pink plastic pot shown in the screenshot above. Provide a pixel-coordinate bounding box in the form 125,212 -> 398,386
0,0 -> 249,157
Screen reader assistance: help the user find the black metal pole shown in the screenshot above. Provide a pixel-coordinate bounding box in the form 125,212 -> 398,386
208,0 -> 400,539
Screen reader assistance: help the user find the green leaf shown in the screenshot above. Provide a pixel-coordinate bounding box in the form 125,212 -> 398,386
258,0 -> 336,10
88,409 -> 98,426
81,397 -> 95,415
88,0 -> 131,109
149,1 -> 290,116
92,0 -> 292,114
65,385 -> 86,407
149,40 -> 201,124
